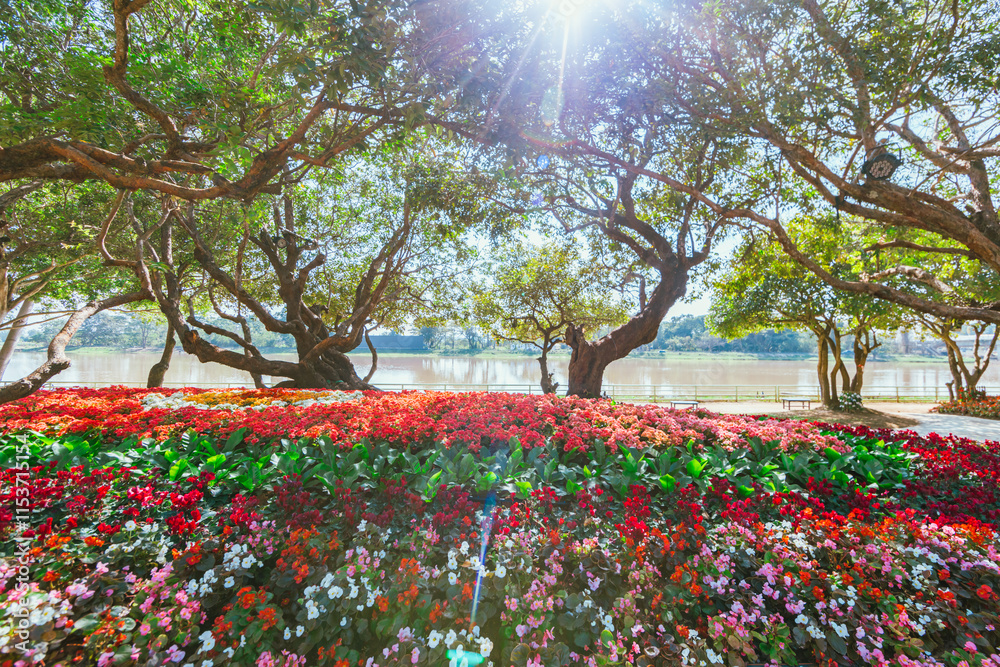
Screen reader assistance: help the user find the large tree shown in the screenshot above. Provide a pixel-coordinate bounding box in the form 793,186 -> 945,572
553,0 -> 1000,324
413,0 -> 755,397
469,240 -> 632,394
110,148 -> 495,389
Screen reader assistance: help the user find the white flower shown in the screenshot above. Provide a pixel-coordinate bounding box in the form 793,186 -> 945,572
198,630 -> 216,653
125,520 -> 137,531
479,637 -> 493,656
341,617 -> 348,627
358,520 -> 368,532
296,625 -> 305,637
445,629 -> 458,647
494,565 -> 506,579
428,630 -> 443,648
224,577 -> 235,589
329,586 -> 344,599
832,622 -> 848,639
241,555 -> 256,569
284,627 -> 291,640
349,586 -> 360,599
706,648 -> 723,664
448,572 -> 458,586
795,614 -> 808,625
459,541 -> 470,555
321,573 -> 336,588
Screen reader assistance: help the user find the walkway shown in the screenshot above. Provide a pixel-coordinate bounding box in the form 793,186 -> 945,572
909,413 -> 1000,443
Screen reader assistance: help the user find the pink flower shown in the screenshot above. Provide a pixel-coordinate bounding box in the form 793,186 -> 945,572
97,652 -> 115,667
139,624 -> 151,636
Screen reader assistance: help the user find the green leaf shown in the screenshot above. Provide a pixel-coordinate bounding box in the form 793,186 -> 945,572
658,473 -> 677,492
686,458 -> 705,479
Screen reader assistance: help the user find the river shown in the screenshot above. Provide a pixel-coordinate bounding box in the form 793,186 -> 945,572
4,350 -> 994,400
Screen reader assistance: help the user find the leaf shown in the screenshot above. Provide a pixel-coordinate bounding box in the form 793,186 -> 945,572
658,473 -> 677,492
826,629 -> 847,654
206,454 -> 227,471
686,458 -> 705,479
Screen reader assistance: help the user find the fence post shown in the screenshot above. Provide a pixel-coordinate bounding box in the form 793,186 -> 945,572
735,386 -> 739,402
694,385 -> 698,400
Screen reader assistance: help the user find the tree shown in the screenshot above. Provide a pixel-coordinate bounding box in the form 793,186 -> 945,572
710,220 -> 900,408
413,0 -> 752,396
469,241 -> 632,394
116,148 -> 494,389
0,182 -> 151,402
917,316 -> 998,400
573,0 -> 1000,324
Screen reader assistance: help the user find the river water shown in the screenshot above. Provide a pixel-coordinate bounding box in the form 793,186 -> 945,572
5,350 -> 996,398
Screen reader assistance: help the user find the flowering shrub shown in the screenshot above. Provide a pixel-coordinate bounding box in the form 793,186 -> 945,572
2,389 -> 1000,666
837,391 -> 863,413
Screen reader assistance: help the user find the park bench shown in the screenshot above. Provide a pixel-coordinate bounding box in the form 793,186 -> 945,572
670,400 -> 700,410
781,396 -> 812,410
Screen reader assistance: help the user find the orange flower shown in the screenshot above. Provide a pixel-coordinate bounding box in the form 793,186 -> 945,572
676,625 -> 690,639
84,536 -> 104,547
976,584 -> 994,601
812,586 -> 825,601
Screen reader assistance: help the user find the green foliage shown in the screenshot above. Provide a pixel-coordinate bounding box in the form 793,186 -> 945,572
2,425 -> 917,501
469,241 -> 632,349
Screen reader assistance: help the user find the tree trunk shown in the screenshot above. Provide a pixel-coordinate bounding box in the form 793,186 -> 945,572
362,328 -> 378,385
849,330 -> 879,394
537,341 -> 559,395
0,298 -> 33,381
565,271 -> 688,397
815,328 -> 831,407
146,322 -> 175,388
0,292 -> 149,405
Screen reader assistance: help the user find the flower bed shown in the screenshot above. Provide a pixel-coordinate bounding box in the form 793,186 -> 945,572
3,389 -> 1000,666
935,395 -> 1000,421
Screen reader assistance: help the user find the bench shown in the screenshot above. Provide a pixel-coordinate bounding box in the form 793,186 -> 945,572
670,400 -> 700,410
781,397 -> 812,410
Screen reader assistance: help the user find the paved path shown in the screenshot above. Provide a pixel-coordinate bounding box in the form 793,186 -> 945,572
908,413 -> 1000,442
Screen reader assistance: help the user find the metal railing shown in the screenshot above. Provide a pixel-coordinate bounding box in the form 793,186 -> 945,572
2,379 -> 983,403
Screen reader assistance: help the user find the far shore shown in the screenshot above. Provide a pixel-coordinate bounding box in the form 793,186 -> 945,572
14,345 -> 954,365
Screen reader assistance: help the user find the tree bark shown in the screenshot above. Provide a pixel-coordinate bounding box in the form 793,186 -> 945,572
565,271 -> 688,398
0,292 -> 149,404
146,322 -> 175,388
0,298 -> 33,381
